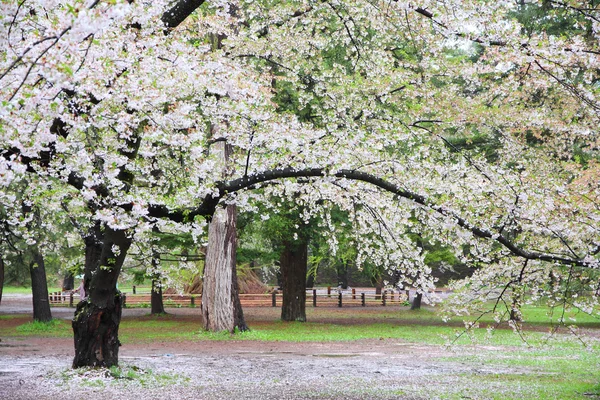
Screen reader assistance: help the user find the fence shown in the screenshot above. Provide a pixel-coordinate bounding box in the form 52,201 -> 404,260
49,287 -> 449,308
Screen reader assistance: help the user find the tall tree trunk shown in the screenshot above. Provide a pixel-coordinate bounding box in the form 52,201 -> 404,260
151,277 -> 165,315
375,280 -> 383,300
150,228 -> 165,315
280,240 -> 308,322
62,271 -> 75,291
0,254 -> 4,306
30,249 -> 52,322
201,204 -> 247,332
72,225 -> 131,368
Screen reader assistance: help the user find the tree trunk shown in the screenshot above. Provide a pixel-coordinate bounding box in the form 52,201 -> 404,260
30,249 -> 52,322
411,292 -> 422,310
72,225 -> 131,368
280,240 -> 308,322
375,281 -> 383,300
62,272 -> 75,291
201,205 -> 248,332
151,277 -> 165,315
0,254 -> 4,306
337,261 -> 349,289
306,271 -> 315,289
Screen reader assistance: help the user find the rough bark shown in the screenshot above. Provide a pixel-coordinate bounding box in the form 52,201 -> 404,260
201,204 -> 247,332
280,240 -> 308,322
30,249 -> 52,322
72,225 -> 132,368
62,272 -> 75,291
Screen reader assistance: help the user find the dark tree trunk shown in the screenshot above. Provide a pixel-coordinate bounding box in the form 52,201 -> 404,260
201,204 -> 248,332
306,271 -> 315,289
62,272 -> 75,291
411,292 -> 422,310
30,249 -> 52,322
280,240 -> 308,322
375,282 -> 383,300
337,261 -> 349,289
72,225 -> 132,368
151,277 -> 165,315
0,254 -> 4,306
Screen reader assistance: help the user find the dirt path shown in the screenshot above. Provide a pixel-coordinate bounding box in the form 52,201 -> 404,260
1,334 -> 478,400
0,295 -> 547,399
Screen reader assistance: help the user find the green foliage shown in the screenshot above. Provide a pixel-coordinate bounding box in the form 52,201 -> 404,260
513,2 -> 589,37
443,131 -> 502,163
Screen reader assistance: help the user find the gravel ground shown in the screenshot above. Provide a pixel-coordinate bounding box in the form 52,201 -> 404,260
0,294 -> 535,399
0,338 -> 475,400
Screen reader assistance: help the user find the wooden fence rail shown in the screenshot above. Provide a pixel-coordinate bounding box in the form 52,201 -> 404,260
48,288 -> 447,308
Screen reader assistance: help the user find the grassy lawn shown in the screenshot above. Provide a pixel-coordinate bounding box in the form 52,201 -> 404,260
2,286 -> 62,295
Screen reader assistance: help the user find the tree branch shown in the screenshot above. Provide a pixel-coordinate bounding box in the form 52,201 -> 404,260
209,167 -> 596,268
161,0 -> 206,31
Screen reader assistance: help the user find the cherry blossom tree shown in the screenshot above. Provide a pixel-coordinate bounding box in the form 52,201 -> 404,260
1,0 -> 599,367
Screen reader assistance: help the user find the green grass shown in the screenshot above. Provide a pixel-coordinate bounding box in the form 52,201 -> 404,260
14,319 -> 72,337
0,314 -> 23,320
2,286 -> 61,295
438,345 -> 600,399
453,303 -> 600,328
119,316 -> 198,343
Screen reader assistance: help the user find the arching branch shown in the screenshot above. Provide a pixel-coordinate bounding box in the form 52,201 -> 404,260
185,167 -> 597,269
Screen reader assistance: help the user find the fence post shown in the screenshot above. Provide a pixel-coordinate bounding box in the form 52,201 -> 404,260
190,296 -> 195,307
338,292 -> 342,308
69,292 -> 74,307
382,290 -> 386,306
313,289 -> 317,307
361,292 -> 365,307
327,286 -> 331,297
352,288 -> 356,300
132,285 -> 136,294
272,291 -> 277,307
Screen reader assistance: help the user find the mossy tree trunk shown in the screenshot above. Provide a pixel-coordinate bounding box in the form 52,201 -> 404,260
72,225 -> 132,368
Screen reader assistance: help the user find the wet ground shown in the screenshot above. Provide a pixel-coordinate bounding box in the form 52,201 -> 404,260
0,294 -> 571,399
